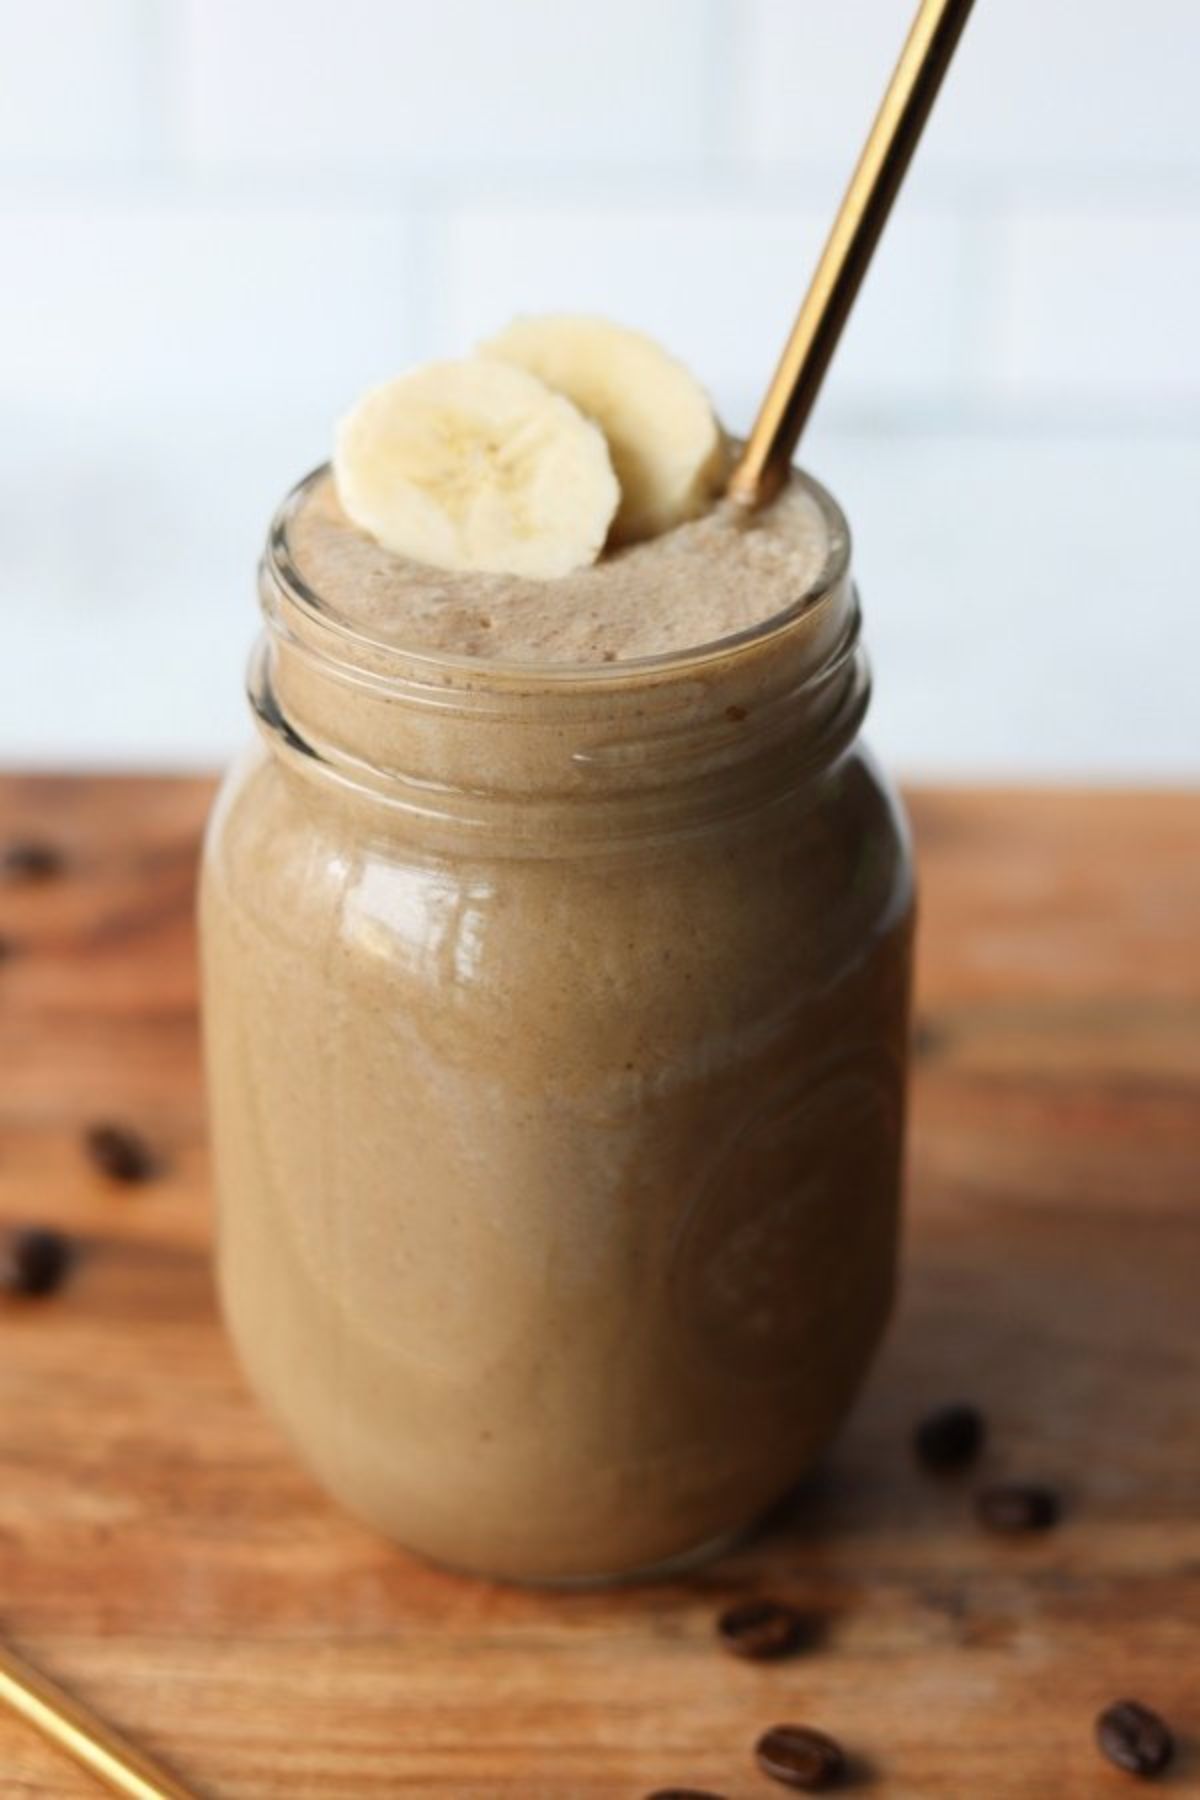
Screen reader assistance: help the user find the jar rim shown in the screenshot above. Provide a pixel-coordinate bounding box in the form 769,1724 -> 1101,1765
265,462 -> 853,693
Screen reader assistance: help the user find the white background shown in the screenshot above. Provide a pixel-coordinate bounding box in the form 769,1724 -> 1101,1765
2,0 -> 1198,777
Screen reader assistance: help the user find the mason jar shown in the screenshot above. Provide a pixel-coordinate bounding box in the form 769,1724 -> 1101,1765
199,465 -> 915,1584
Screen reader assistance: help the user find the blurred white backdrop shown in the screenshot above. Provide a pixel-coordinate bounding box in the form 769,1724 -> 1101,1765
1,0 -> 1198,776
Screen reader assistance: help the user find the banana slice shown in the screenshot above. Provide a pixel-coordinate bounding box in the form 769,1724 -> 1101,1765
333,359 -> 619,580
479,315 -> 727,545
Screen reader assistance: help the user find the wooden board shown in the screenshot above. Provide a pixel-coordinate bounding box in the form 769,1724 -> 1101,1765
0,775 -> 1197,1799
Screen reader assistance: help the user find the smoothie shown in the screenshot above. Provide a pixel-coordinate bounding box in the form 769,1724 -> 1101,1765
287,460 -> 834,665
201,324 -> 914,1581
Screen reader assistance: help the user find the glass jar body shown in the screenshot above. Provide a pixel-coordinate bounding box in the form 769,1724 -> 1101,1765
201,712 -> 913,1582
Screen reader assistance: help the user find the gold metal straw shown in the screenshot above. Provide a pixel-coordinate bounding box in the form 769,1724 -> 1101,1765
0,1637 -> 198,1799
727,0 -> 975,508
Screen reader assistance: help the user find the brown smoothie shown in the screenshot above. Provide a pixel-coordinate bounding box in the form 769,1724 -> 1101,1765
286,464 -> 835,664
201,464 -> 913,1582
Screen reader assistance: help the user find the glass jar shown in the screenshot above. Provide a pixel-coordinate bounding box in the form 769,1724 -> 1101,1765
200,467 -> 914,1584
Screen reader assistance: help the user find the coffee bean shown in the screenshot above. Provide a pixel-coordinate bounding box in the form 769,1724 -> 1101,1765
84,1121 -> 158,1185
976,1482 -> 1060,1534
1096,1699 -> 1174,1778
717,1598 -> 807,1660
914,1402 -> 985,1472
644,1790 -> 726,1799
1,838 -> 64,882
755,1724 -> 846,1791
1,1226 -> 73,1298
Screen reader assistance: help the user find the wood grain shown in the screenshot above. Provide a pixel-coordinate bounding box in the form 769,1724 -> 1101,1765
1,775 -> 1198,1798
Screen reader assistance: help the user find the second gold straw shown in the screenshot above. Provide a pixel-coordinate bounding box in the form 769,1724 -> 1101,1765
0,1637 -> 197,1800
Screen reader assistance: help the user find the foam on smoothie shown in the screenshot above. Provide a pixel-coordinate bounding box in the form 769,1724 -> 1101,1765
286,467 -> 836,667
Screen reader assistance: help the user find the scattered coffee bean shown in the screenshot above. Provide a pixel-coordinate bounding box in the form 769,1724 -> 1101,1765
755,1724 -> 846,1791
645,1790 -> 726,1799
1,838 -> 64,882
83,1121 -> 158,1185
1096,1699 -> 1174,1778
717,1598 -> 807,1661
914,1401 -> 985,1473
1,1226 -> 73,1298
976,1481 -> 1060,1534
